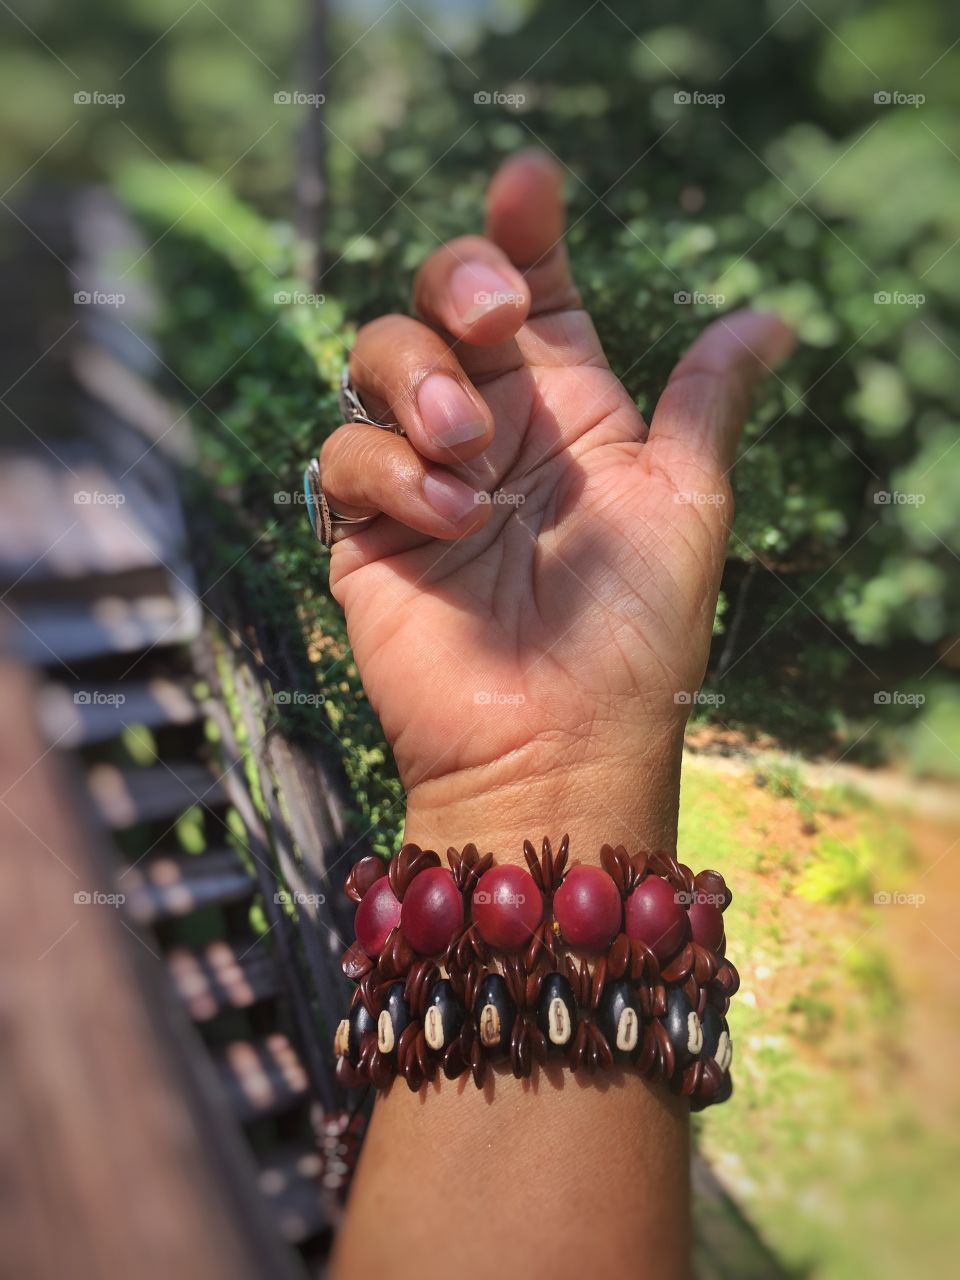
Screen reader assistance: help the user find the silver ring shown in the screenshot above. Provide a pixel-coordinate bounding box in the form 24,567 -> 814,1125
304,457 -> 377,549
339,366 -> 404,434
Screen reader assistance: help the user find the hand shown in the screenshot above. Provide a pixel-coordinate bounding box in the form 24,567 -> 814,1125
320,152 -> 793,853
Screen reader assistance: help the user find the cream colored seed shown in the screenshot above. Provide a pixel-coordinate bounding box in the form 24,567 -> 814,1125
424,1006 -> 445,1051
547,996 -> 571,1045
377,1010 -> 395,1053
616,1008 -> 639,1052
479,1004 -> 501,1047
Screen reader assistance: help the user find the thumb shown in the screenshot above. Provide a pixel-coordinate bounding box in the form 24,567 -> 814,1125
648,309 -> 796,476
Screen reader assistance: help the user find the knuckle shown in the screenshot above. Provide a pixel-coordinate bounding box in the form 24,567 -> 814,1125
353,314 -> 403,349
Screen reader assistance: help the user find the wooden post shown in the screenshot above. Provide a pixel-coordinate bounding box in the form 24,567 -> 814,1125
295,0 -> 330,288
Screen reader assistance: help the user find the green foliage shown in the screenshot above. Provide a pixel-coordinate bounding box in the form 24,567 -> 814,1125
10,0 -> 958,783
98,0 -> 959,773
798,835 -> 875,904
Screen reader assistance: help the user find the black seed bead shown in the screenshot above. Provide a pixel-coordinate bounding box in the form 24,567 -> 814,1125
700,1003 -> 723,1060
347,1002 -> 376,1065
380,981 -> 410,1054
596,980 -> 640,1056
536,972 -> 578,1049
663,986 -> 701,1068
475,973 -> 514,1055
424,978 -> 463,1051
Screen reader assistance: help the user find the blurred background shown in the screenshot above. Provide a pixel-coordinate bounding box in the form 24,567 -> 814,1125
1,2 -> 958,1278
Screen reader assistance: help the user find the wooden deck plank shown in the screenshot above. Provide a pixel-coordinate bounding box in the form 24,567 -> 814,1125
0,660 -> 304,1280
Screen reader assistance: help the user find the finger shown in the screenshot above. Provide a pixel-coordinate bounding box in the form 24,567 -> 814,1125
412,234 -> 531,347
648,310 -> 796,476
349,315 -> 494,462
485,150 -> 580,315
317,425 -> 490,541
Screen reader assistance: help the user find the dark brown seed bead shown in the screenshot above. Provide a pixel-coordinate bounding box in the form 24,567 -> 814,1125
638,1025 -> 657,1075
608,932 -> 630,979
369,1048 -> 394,1090
341,941 -> 372,982
388,844 -> 441,900
443,1041 -> 466,1078
541,836 -> 555,892
655,1019 -> 675,1078
470,1040 -> 486,1088
694,868 -> 731,911
522,839 -> 545,891
554,834 -> 570,882
592,1025 -> 614,1071
344,855 -> 387,903
335,1055 -> 364,1089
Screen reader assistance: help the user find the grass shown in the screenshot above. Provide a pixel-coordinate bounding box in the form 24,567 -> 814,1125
680,759 -> 959,1279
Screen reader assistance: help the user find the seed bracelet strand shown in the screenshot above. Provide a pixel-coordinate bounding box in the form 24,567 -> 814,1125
333,838 -> 738,1109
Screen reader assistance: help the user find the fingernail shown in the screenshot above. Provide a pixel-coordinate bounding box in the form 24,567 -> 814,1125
450,262 -> 523,324
417,373 -> 487,448
422,471 -> 481,524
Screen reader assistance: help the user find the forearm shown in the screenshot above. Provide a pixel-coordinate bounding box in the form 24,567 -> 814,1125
333,1052 -> 691,1280
333,732 -> 693,1280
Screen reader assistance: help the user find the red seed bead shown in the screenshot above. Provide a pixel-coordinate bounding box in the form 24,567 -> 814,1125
354,876 -> 401,956
400,867 -> 464,955
688,899 -> 725,951
472,865 -> 543,951
624,875 -> 689,960
553,865 -> 622,953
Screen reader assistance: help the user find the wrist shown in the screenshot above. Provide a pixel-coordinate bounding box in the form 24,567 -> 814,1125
402,723 -> 685,861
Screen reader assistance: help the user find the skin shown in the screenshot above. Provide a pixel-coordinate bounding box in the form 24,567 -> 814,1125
324,152 -> 794,1280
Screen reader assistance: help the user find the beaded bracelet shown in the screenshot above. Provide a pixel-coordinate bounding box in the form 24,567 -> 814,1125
333,838 -> 739,1109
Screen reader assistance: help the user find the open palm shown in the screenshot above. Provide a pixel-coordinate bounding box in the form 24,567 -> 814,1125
321,153 -> 792,810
